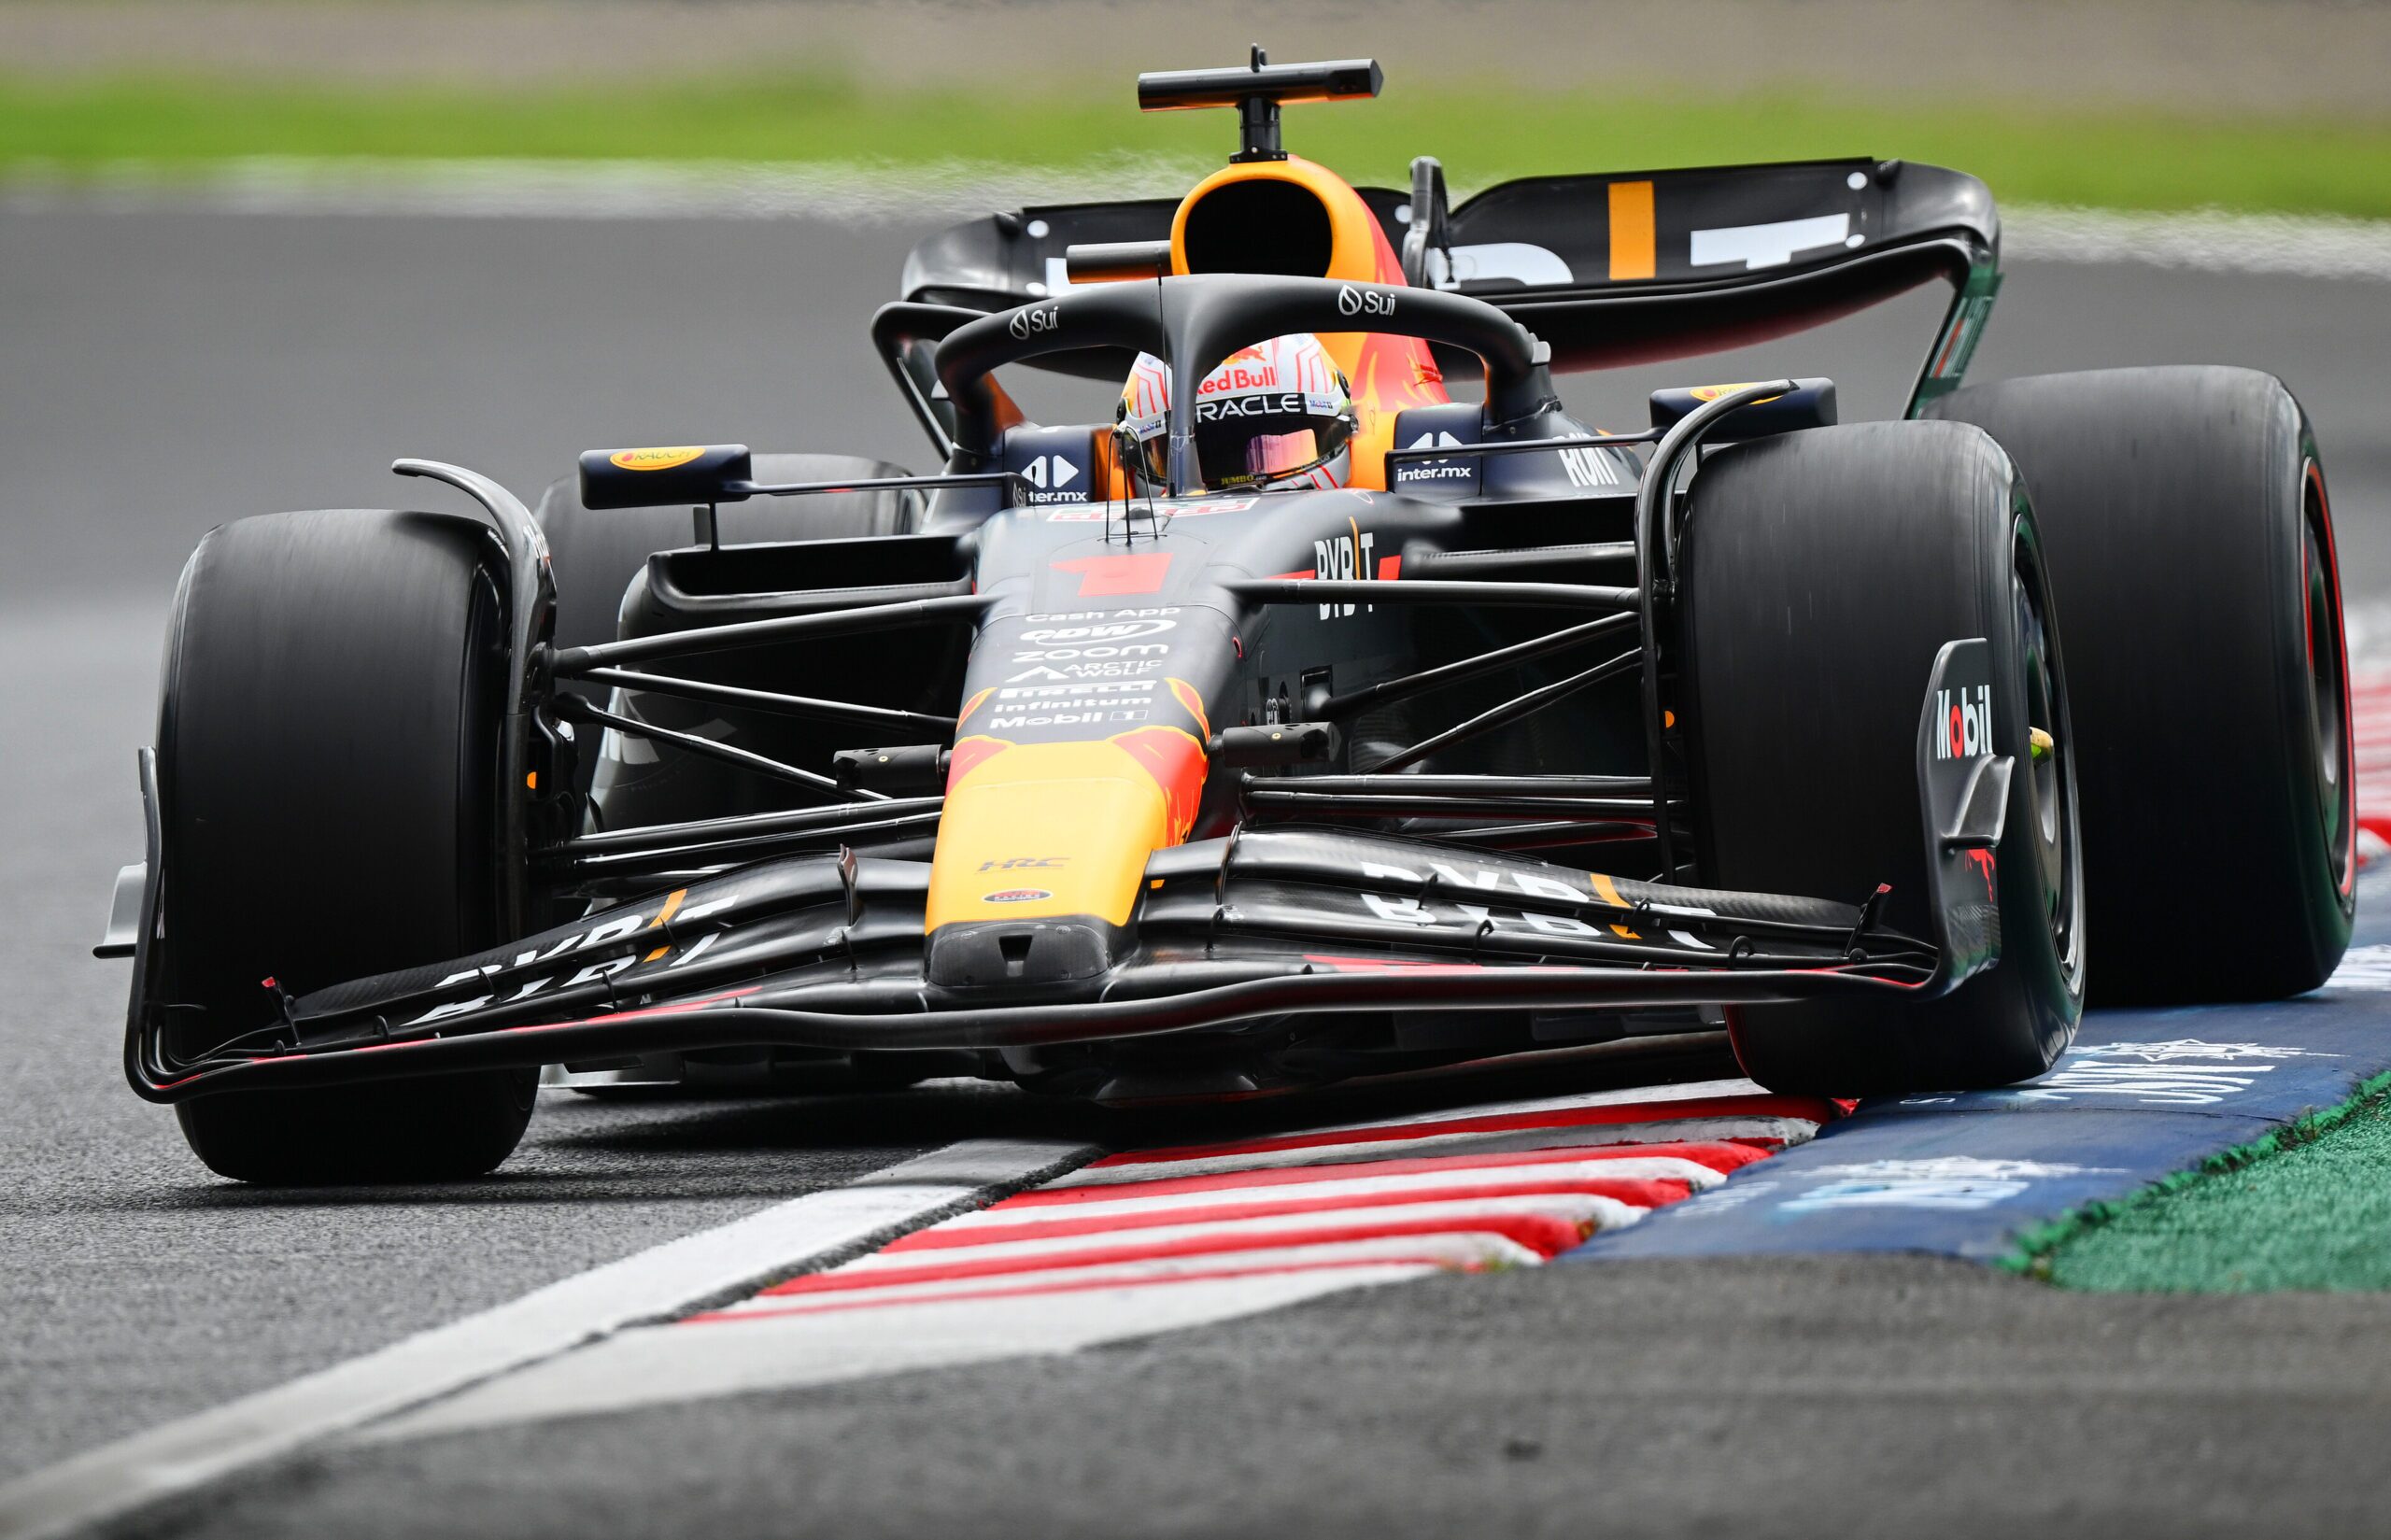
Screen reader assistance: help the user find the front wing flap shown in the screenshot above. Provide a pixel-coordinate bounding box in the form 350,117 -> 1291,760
128,723 -> 2001,1098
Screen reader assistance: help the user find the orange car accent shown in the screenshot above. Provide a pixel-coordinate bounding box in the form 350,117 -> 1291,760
1168,156 -> 1450,489
1167,678 -> 1211,742
1607,180 -> 1656,281
926,731 -> 1207,928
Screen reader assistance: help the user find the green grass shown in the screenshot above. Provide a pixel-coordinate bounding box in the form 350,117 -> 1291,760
2022,1077 -> 2391,1293
7,72 -> 2391,219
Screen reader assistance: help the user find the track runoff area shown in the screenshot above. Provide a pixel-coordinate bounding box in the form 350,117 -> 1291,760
9,679 -> 2391,1536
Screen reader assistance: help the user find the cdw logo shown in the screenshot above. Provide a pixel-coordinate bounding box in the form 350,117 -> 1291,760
1936,684 -> 1993,759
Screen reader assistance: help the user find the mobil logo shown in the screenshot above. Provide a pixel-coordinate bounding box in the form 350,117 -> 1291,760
1936,683 -> 1993,759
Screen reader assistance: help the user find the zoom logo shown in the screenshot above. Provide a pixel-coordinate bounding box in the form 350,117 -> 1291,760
1010,304 -> 1062,340
1337,284 -> 1396,318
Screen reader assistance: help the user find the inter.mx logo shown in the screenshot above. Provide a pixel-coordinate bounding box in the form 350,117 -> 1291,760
1935,683 -> 1993,759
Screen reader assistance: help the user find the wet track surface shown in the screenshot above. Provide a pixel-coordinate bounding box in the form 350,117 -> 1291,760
7,208 -> 2391,1533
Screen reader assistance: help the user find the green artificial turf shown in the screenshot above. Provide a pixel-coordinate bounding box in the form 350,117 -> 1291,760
2025,1077 -> 2391,1293
5,72 -> 2391,219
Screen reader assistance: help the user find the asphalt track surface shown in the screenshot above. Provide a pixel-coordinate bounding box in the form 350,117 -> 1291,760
7,208 -> 2391,1536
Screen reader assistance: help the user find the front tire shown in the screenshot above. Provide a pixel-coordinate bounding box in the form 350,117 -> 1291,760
1681,420 -> 2086,1095
158,510 -> 536,1183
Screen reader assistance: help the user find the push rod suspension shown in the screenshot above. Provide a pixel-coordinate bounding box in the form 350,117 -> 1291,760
1263,773 -> 1660,798
1242,789 -> 1675,820
573,668 -> 958,736
1313,614 -> 1637,720
556,699 -> 884,802
552,593 -> 984,673
1371,648 -> 1643,773
1224,578 -> 1639,612
1389,819 -> 1659,850
552,809 -> 943,880
547,797 -> 944,857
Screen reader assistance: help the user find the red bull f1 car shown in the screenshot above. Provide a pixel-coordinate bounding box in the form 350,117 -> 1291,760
98,55 -> 2356,1182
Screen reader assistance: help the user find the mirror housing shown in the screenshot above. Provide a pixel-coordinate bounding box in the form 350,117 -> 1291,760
577,444 -> 754,510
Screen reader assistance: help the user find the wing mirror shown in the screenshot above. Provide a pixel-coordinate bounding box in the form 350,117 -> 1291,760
1648,379 -> 1836,440
576,444 -> 755,510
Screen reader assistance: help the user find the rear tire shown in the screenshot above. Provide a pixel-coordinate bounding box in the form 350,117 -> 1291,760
1930,367 -> 2354,1002
1681,420 -> 2086,1095
159,510 -> 536,1183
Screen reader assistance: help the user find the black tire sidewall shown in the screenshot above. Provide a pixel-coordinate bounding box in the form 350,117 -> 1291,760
1682,421 -> 2083,1095
159,509 -> 535,1183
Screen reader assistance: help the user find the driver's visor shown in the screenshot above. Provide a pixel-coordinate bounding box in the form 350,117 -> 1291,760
1194,400 -> 1344,489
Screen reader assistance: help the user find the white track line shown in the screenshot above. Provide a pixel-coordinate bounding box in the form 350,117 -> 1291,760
364,1095 -> 1839,1436
365,1264 -> 1441,1441
0,1137 -> 1091,1540
7,159 -> 2388,282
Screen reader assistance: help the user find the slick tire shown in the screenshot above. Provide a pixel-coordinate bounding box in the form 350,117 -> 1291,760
1682,420 -> 2086,1096
158,510 -> 536,1183
1930,367 -> 2355,1002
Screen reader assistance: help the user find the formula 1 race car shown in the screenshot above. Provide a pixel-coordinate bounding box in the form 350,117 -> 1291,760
98,55 -> 2356,1182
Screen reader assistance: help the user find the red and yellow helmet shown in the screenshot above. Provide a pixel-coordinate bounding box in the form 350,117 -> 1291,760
1116,333 -> 1357,493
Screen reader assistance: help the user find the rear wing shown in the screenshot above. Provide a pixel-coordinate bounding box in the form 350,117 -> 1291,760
898,157 -> 2001,417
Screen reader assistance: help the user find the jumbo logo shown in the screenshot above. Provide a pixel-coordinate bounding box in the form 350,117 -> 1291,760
1937,684 -> 1994,759
1312,519 -> 1380,617
609,445 -> 705,473
1009,304 -> 1062,340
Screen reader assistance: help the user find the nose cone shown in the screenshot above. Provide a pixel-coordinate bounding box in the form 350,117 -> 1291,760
924,733 -> 1205,932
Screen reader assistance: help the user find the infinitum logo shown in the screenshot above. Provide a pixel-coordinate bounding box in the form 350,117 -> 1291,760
1936,683 -> 1993,759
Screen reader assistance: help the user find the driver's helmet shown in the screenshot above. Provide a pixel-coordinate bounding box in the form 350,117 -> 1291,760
1116,333 -> 1356,493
